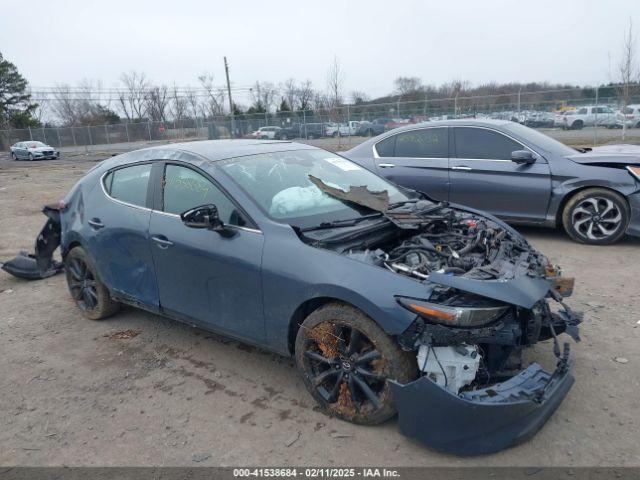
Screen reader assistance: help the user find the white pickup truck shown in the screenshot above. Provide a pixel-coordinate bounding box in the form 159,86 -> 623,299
324,121 -> 361,137
560,106 -> 617,130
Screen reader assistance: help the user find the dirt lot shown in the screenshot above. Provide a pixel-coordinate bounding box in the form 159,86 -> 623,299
1,155 -> 639,467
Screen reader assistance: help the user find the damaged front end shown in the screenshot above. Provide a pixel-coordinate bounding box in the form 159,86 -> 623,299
1,205 -> 63,280
300,197 -> 582,455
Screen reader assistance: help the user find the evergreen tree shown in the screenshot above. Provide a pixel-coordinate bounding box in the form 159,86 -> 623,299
0,52 -> 39,128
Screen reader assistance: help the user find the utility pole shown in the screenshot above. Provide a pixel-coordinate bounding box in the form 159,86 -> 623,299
224,56 -> 236,138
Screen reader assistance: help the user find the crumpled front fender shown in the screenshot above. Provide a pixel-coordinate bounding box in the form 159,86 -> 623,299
389,359 -> 574,456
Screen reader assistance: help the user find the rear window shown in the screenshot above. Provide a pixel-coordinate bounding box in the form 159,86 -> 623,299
104,163 -> 152,208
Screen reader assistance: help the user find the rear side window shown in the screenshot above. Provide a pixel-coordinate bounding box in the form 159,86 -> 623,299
393,128 -> 448,158
104,163 -> 152,208
375,136 -> 396,157
454,127 -> 524,160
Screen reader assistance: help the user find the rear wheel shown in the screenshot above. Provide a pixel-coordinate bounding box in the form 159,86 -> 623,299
295,302 -> 417,425
562,188 -> 629,245
65,246 -> 120,320
11,152 -> 17,161
571,120 -> 584,130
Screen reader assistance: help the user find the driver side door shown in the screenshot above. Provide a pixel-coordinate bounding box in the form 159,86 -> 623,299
449,126 -> 552,223
148,162 -> 265,343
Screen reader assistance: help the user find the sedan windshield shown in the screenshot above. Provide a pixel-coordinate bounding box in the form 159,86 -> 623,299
502,122 -> 576,156
27,142 -> 47,148
219,149 -> 413,227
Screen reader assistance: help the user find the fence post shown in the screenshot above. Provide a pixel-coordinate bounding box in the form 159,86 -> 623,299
125,122 -> 130,142
147,121 -> 152,141
42,127 -> 47,144
71,126 -> 77,147
105,124 -> 110,144
347,104 -> 351,146
87,125 -> 93,146
594,86 -> 599,147
303,110 -> 307,139
56,128 -> 62,148
28,126 -> 33,141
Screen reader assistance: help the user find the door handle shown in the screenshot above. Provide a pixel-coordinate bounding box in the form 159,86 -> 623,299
151,235 -> 174,249
88,218 -> 105,230
378,163 -> 396,168
451,166 -> 472,171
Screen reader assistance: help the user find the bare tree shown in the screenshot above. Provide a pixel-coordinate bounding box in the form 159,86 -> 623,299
326,55 -> 344,107
184,86 -> 200,121
118,71 -> 149,121
394,76 -> 423,97
281,78 -> 298,111
51,84 -> 77,125
250,81 -> 278,112
198,73 -> 226,118
351,90 -> 369,105
147,85 -> 169,122
616,18 -> 639,140
297,80 -> 315,111
170,83 -> 188,123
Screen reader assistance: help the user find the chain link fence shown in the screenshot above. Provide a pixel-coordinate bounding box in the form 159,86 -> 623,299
3,86 -> 640,152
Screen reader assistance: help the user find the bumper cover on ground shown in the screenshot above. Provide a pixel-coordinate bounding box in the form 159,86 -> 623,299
389,360 -> 574,456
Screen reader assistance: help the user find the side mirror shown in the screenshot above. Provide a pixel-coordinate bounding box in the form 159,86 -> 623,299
511,150 -> 536,165
180,204 -> 235,237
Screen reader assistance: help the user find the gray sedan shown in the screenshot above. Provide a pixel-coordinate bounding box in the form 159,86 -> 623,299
344,119 -> 640,244
10,141 -> 59,161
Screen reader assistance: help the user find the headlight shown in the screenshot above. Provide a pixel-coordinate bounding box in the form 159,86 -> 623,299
397,297 -> 509,328
627,166 -> 640,181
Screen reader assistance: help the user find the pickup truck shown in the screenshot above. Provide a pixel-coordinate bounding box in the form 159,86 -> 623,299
325,121 -> 361,137
561,106 -> 617,130
355,118 -> 393,136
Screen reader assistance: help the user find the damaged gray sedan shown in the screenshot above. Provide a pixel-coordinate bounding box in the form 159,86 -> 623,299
2,140 -> 582,455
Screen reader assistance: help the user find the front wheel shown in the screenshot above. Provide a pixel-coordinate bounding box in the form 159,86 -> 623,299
295,303 -> 417,425
11,152 -> 17,161
28,153 -> 34,161
65,246 -> 120,320
562,188 -> 629,245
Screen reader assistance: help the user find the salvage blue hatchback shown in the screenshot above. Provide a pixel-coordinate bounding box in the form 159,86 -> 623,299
9,140 -> 583,455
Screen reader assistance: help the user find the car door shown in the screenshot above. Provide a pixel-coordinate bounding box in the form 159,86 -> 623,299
86,162 -> 159,309
449,126 -> 552,223
373,127 -> 450,201
148,162 -> 265,343
15,142 -> 27,159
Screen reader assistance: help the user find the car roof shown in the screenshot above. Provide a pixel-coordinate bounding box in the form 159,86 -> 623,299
139,139 -> 317,162
377,118 -> 513,132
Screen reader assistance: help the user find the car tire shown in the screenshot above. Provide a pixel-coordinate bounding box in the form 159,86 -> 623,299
65,246 -> 120,320
571,121 -> 583,130
280,134 -> 288,140
11,152 -> 17,161
332,132 -> 338,138
295,302 -> 417,426
28,153 -> 34,161
562,188 -> 630,245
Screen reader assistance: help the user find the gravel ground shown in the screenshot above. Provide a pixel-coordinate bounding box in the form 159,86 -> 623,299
0,153 -> 639,467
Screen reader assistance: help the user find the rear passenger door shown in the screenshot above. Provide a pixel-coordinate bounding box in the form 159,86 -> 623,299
373,127 -> 450,201
449,127 -> 551,223
86,162 -> 159,309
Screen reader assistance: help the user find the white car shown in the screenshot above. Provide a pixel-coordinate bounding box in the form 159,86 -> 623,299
560,106 -> 617,130
615,105 -> 640,129
324,121 -> 361,137
250,126 -> 281,139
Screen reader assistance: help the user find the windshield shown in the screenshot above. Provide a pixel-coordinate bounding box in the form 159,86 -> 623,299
27,142 -> 47,148
219,149 -> 412,227
502,122 -> 577,156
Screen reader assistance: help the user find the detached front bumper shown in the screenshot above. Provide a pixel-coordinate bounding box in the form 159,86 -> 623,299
389,348 -> 574,456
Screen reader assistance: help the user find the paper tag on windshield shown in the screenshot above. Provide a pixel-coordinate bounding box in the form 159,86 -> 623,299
325,157 -> 362,171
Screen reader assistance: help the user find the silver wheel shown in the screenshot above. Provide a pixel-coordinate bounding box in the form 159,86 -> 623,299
571,197 -> 623,241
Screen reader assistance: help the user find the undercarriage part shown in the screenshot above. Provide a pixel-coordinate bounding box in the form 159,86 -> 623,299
1,205 -> 63,280
389,360 -> 574,456
416,345 -> 480,394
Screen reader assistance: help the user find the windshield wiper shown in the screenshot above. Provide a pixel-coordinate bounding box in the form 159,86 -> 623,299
299,213 -> 385,232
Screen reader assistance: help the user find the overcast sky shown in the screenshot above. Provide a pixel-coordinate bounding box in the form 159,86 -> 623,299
2,0 -> 640,104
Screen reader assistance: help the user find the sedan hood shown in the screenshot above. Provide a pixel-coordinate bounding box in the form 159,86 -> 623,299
567,144 -> 640,166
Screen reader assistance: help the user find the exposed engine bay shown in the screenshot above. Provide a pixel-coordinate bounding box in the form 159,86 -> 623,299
340,200 -> 551,282
298,198 -> 581,397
